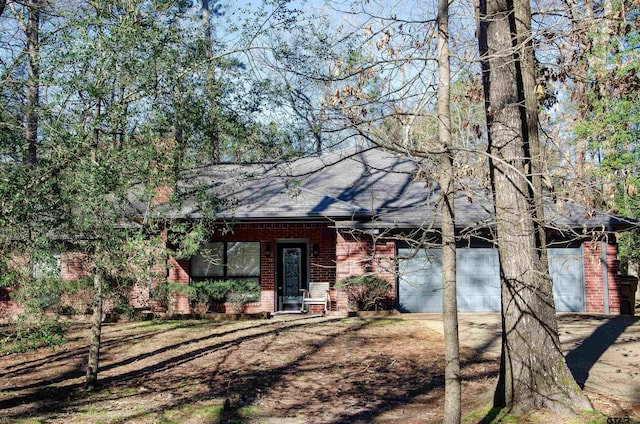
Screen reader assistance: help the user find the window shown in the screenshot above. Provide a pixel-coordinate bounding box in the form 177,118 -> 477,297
32,253 -> 61,279
191,243 -> 224,278
191,242 -> 260,282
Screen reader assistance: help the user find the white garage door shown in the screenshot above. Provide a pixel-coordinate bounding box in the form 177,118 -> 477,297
398,247 -> 584,313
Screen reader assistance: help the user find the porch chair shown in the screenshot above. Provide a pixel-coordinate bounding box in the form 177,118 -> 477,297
300,282 -> 330,314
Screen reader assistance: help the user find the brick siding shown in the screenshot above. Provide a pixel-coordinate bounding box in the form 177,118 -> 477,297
167,257 -> 190,313
60,252 -> 90,280
166,222 -> 337,313
1,227 -> 630,316
335,230 -> 396,311
582,240 -> 623,314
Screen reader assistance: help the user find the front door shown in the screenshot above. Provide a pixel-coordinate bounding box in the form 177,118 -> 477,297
277,243 -> 308,311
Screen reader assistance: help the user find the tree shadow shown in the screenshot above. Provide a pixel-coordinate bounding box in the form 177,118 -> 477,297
564,314 -> 637,389
0,324 -> 169,381
1,316 -> 502,423
0,315 -> 339,416
2,318 -> 285,393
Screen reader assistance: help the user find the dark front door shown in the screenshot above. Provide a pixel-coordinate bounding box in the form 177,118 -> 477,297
277,243 -> 308,311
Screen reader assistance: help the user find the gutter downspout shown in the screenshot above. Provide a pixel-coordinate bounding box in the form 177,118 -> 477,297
601,238 -> 610,314
602,221 -> 613,314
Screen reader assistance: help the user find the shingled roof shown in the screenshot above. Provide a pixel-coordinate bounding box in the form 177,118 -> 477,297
147,147 -> 631,231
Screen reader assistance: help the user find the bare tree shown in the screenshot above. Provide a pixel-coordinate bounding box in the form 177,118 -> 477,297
478,0 -> 592,414
534,0 -> 623,206
8,0 -> 42,165
437,0 -> 460,421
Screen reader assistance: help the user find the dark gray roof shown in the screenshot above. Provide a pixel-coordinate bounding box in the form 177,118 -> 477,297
147,147 -> 632,231
157,147 -> 419,221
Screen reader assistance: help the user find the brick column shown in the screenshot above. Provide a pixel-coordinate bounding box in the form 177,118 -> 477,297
335,230 -> 396,312
168,257 -> 190,313
583,240 -> 621,314
606,242 -> 621,314
260,241 -> 275,312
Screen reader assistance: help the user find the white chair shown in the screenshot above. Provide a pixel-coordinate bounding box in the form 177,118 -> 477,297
300,282 -> 330,313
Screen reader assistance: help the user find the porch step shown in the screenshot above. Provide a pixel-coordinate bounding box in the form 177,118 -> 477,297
272,310 -> 305,316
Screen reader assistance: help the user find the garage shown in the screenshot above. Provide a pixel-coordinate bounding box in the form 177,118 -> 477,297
397,247 -> 585,313
548,248 -> 585,312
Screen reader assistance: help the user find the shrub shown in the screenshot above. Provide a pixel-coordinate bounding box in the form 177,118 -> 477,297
10,276 -> 93,316
111,294 -> 137,319
225,280 -> 261,312
151,282 -> 191,314
192,280 -> 231,304
1,315 -> 67,353
158,280 -> 260,314
57,305 -> 77,316
190,280 -> 260,306
150,283 -> 172,311
335,275 -> 392,311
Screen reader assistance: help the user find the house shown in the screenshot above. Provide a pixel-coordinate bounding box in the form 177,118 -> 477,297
1,147 -> 635,317
140,147 -> 634,315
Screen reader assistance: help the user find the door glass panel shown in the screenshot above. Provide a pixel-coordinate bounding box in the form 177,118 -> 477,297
283,247 -> 301,302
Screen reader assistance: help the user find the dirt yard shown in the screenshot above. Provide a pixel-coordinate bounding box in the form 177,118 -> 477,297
0,314 -> 638,423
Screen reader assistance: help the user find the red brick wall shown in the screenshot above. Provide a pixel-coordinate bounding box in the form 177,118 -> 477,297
59,249 -> 165,312
3,229 -> 627,316
0,287 -> 19,319
167,257 -> 190,313
60,252 -> 90,281
209,302 -> 266,314
583,240 -> 622,314
167,222 -> 336,313
0,253 -> 27,317
335,230 -> 396,311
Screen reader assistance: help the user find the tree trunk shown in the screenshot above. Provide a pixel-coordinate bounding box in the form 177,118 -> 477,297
478,0 -> 592,415
437,0 -> 460,421
85,270 -> 104,391
25,0 -> 40,166
514,0 -> 547,270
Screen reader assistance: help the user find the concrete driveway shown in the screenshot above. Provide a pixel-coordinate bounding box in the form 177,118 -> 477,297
401,313 -> 640,404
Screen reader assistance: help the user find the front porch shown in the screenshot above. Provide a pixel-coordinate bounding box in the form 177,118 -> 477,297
163,222 -> 397,315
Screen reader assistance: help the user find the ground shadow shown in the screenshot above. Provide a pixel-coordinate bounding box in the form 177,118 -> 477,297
564,315 -> 636,388
0,315 -> 500,423
0,315 -> 339,416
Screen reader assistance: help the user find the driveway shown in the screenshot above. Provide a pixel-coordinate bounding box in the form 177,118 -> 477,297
399,313 -> 640,404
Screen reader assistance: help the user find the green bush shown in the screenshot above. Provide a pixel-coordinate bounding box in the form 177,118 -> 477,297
159,280 -> 260,313
335,274 -> 392,311
1,315 -> 67,353
192,280 -> 229,304
57,305 -> 77,316
166,281 -> 197,299
150,282 -> 172,310
226,280 -> 260,305
10,277 -> 92,315
111,294 -> 137,319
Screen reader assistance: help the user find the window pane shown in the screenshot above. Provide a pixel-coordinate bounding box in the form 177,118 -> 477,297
191,243 -> 224,277
227,242 -> 260,277
32,253 -> 61,279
